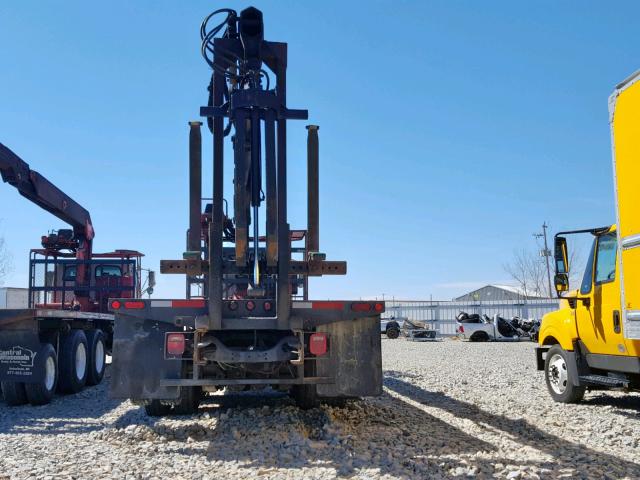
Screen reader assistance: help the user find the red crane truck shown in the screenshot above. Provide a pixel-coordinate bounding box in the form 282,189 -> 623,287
109,6 -> 384,415
0,143 -> 144,406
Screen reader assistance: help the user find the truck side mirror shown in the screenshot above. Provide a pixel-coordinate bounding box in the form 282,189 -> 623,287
554,273 -> 569,295
554,236 -> 569,274
554,236 -> 569,297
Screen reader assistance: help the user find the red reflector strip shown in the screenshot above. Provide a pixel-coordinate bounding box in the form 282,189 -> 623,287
312,301 -> 344,310
309,332 -> 328,356
171,299 -> 206,308
124,301 -> 145,309
351,302 -> 371,312
166,333 -> 185,355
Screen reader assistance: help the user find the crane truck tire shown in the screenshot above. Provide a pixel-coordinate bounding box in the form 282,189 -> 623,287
544,345 -> 585,403
57,329 -> 89,394
85,329 -> 106,386
1,381 -> 28,406
25,343 -> 58,405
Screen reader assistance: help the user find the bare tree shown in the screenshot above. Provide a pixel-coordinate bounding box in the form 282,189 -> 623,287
504,246 -> 583,298
503,249 -> 551,298
503,249 -> 532,297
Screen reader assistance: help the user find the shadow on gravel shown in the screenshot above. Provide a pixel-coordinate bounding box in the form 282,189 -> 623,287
384,371 -> 640,478
0,374 -> 123,435
582,394 -> 640,411
113,388 -> 495,477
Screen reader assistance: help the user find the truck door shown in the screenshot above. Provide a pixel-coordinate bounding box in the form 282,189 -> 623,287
575,232 -> 625,355
610,71 -> 640,341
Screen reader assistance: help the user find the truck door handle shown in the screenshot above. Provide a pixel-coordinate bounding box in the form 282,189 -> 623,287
613,310 -> 621,334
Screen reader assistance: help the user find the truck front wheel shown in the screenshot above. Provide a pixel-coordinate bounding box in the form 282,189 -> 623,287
544,345 -> 585,403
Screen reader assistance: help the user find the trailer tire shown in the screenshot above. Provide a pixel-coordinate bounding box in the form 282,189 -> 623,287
1,381 -> 28,406
292,385 -> 319,409
145,400 -> 173,417
57,329 -> 88,394
321,396 -> 349,408
144,400 -> 171,417
386,327 -> 400,339
173,386 -> 203,415
85,329 -> 106,386
544,345 -> 585,403
24,343 -> 58,405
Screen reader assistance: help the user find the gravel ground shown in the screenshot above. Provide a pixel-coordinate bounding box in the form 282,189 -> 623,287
1,339 -> 640,479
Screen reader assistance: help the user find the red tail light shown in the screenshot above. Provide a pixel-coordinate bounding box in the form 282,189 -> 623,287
124,301 -> 145,309
374,303 -> 384,312
458,325 -> 464,333
263,301 -> 272,311
110,300 -> 121,310
351,302 -> 371,312
309,332 -> 328,356
246,300 -> 255,311
166,333 -> 185,355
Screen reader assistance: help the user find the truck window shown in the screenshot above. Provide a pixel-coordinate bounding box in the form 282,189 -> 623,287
580,239 -> 596,295
63,265 -> 77,282
95,265 -> 122,278
594,233 -> 617,284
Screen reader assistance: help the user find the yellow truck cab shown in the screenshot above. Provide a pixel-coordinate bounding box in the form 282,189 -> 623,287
537,70 -> 640,403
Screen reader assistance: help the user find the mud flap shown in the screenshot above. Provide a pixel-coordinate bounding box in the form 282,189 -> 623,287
316,316 -> 382,398
0,330 -> 43,383
109,313 -> 181,400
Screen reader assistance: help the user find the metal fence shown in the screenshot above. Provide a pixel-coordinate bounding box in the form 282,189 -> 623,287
382,299 -> 560,336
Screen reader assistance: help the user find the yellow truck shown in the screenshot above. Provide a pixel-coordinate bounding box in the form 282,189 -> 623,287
536,70 -> 640,402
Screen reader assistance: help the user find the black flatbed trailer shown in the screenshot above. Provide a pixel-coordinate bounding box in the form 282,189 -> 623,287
0,308 -> 113,405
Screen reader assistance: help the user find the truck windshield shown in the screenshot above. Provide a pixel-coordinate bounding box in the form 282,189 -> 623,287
95,265 -> 122,278
595,233 -> 617,284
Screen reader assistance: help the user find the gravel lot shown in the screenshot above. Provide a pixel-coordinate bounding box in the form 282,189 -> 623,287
1,339 -> 640,479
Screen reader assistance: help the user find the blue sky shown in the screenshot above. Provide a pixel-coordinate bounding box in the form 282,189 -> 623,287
0,1 -> 637,300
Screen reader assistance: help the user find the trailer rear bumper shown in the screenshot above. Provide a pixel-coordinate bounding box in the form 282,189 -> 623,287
160,377 -> 332,387
109,307 -> 382,401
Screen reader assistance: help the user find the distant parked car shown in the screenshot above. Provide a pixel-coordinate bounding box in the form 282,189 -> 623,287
381,317 -> 405,339
455,311 -> 534,342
